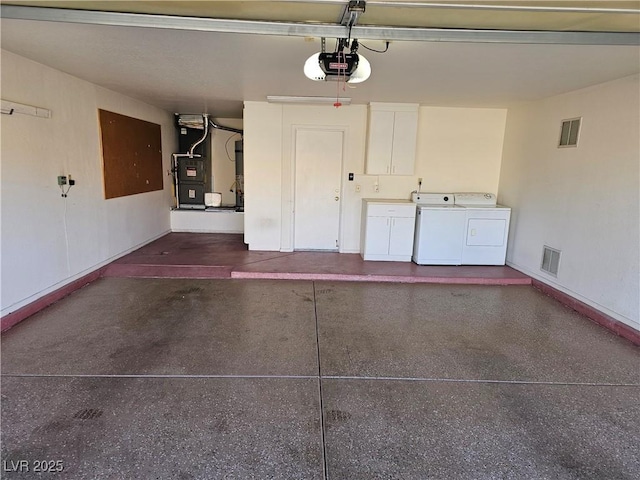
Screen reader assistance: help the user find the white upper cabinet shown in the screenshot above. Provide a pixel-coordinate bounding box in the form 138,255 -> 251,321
365,103 -> 419,175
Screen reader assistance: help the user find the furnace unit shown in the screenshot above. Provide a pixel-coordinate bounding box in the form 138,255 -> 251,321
235,140 -> 244,211
173,113 -> 243,210
174,117 -> 213,210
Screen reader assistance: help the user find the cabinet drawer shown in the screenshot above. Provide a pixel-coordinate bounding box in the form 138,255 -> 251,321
366,203 -> 416,218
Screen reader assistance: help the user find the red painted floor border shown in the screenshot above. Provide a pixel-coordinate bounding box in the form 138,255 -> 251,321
532,279 -> 640,346
1,267 -> 106,333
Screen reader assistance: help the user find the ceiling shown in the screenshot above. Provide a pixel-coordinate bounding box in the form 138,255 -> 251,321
2,1 -> 639,118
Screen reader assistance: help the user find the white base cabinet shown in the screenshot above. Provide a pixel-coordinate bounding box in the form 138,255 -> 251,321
361,199 -> 417,261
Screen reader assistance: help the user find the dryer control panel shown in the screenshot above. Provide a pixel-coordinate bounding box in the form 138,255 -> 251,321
454,193 -> 497,206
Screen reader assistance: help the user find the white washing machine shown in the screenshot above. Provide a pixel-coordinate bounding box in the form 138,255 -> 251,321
454,193 -> 511,265
412,193 -> 466,265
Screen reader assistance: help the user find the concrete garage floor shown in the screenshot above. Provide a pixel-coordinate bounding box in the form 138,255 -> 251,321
1,278 -> 639,479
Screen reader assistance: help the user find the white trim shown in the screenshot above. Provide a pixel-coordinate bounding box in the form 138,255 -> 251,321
1,99 -> 51,118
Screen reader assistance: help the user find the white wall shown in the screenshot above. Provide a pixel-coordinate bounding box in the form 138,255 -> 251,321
243,102 -> 283,250
416,107 -> 507,193
0,50 -> 176,317
210,118 -> 243,206
243,101 -> 506,252
170,210 -> 244,233
499,74 -> 640,330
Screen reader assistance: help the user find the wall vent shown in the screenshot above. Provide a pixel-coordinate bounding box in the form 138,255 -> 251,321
558,117 -> 581,147
541,246 -> 561,276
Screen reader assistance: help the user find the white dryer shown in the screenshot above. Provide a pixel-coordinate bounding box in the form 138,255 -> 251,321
454,193 -> 511,265
412,193 -> 466,265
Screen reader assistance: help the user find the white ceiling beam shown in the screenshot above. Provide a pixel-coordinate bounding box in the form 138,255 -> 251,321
2,5 -> 639,46
358,1 -> 640,15
271,0 -> 640,14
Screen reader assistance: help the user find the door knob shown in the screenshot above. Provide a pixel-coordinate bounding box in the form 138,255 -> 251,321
335,196 -> 340,201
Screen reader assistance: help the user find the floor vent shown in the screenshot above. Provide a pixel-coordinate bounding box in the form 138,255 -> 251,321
73,408 -> 103,420
541,246 -> 561,276
558,117 -> 581,147
326,410 -> 352,422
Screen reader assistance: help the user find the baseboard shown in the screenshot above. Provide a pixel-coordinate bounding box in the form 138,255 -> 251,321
1,267 -> 105,332
1,230 -> 171,333
171,228 -> 244,234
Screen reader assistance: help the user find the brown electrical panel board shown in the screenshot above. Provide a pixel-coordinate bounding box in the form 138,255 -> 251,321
99,109 -> 163,199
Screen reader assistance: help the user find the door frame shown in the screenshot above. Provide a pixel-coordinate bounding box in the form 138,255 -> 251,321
285,125 -> 347,252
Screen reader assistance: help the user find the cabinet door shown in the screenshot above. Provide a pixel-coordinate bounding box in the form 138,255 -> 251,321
390,110 -> 418,175
364,216 -> 391,255
366,110 -> 395,175
388,216 -> 415,256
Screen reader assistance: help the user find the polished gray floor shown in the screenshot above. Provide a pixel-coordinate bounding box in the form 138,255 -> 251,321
2,278 -> 639,479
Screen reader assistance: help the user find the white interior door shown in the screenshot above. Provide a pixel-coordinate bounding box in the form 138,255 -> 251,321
294,128 -> 343,250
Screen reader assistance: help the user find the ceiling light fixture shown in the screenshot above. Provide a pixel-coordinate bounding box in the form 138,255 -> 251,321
266,96 -> 352,105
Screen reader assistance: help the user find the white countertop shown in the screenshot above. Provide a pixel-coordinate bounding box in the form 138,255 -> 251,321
362,198 -> 414,205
